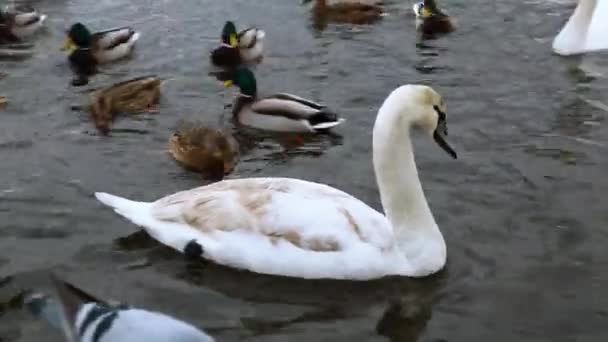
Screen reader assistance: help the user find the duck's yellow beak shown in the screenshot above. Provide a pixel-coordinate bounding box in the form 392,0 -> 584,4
223,80 -> 233,87
229,33 -> 238,48
61,37 -> 77,52
421,6 -> 433,18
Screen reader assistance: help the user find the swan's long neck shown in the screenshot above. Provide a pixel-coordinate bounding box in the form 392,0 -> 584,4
553,0 -> 597,55
372,98 -> 440,238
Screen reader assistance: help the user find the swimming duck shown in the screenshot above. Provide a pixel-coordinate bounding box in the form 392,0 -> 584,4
0,95 -> 6,108
88,75 -> 161,135
552,0 -> 608,56
94,84 -> 457,280
210,21 -> 265,67
304,0 -> 384,25
0,5 -> 46,42
25,274 -> 215,342
169,122 -> 240,180
412,0 -> 454,37
62,22 -> 140,83
215,67 -> 344,132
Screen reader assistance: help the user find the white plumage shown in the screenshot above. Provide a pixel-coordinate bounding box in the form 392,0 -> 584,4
95,84 -> 457,280
553,0 -> 608,55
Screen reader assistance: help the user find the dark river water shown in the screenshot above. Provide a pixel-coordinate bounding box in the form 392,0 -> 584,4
1,0 -> 607,341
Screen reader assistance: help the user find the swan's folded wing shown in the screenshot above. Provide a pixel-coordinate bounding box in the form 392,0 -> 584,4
149,179 -> 386,253
251,95 -> 320,120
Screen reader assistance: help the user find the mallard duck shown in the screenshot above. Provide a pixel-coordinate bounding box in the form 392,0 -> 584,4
210,21 -> 265,67
303,0 -> 384,25
0,5 -> 46,42
62,22 -> 140,83
25,274 -> 215,342
88,75 -> 161,135
553,0 -> 608,56
215,67 -> 344,133
412,0 -> 454,37
94,84 -> 458,280
169,122 -> 240,180
0,95 -> 6,108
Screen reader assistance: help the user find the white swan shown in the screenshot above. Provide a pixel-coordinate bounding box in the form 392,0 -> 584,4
94,84 -> 457,280
553,0 -> 608,55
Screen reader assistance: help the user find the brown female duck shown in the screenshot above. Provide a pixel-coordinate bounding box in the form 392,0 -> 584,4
304,0 -> 384,25
88,76 -> 161,135
169,122 -> 240,180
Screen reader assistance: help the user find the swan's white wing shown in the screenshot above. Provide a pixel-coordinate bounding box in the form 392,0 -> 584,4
96,178 -> 398,279
585,0 -> 608,52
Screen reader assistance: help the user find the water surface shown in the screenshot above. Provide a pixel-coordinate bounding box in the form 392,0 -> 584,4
1,0 -> 607,341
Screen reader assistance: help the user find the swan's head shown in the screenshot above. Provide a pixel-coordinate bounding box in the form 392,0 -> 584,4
381,84 -> 457,159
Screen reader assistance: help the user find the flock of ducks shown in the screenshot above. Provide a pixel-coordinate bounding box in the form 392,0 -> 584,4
1,0 -> 607,341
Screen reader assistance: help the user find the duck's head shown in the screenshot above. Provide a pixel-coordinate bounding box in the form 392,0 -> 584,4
413,0 -> 445,19
380,85 -> 456,159
62,23 -> 92,51
217,67 -> 257,97
221,21 -> 238,47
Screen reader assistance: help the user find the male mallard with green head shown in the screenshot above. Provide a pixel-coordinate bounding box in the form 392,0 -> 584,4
216,67 -> 344,133
210,21 -> 265,68
61,22 -> 140,85
413,0 -> 454,36
0,5 -> 46,42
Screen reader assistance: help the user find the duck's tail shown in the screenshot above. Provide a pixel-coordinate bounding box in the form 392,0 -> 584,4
308,110 -> 345,131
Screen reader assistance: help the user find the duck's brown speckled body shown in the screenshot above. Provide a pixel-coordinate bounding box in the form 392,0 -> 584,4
88,76 -> 161,134
169,122 -> 240,180
306,0 -> 384,25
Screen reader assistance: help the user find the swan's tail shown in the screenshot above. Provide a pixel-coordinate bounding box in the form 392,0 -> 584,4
94,192 -> 152,227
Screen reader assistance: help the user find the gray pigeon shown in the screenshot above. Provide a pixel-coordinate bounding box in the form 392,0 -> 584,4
25,274 -> 215,342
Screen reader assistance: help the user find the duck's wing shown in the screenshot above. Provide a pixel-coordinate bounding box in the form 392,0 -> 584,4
11,11 -> 43,26
252,93 -> 344,130
92,26 -> 139,50
94,178 -> 393,279
237,27 -> 258,48
251,93 -> 322,119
